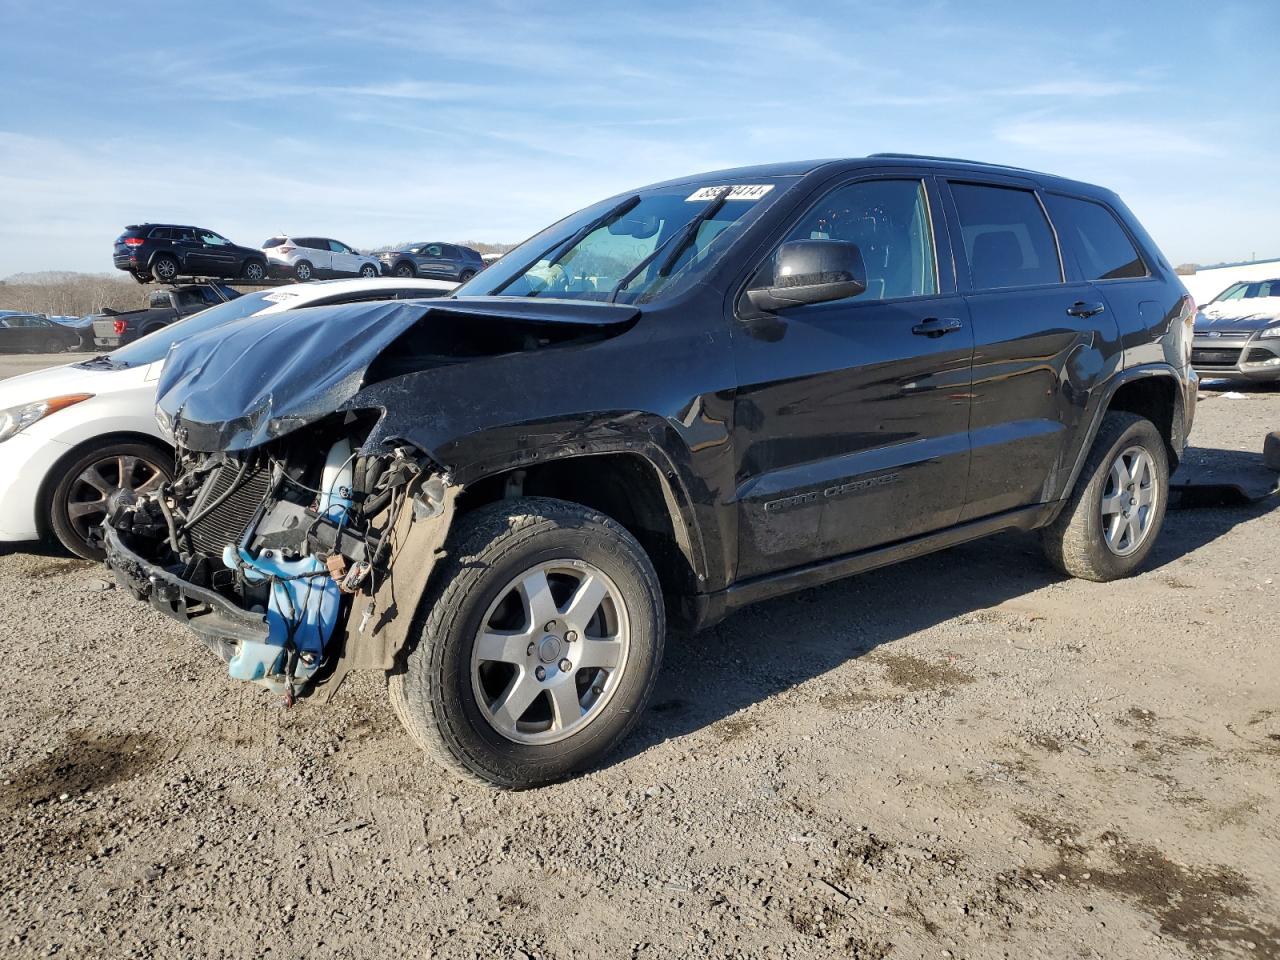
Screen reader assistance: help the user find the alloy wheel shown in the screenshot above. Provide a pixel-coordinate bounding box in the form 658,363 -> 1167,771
471,559 -> 630,745
1100,445 -> 1158,556
64,454 -> 167,547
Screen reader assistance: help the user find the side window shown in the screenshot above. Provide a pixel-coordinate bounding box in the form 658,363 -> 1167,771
425,244 -> 444,257
950,183 -> 1062,290
328,239 -> 348,253
754,178 -> 937,302
149,227 -> 172,241
1045,195 -> 1146,281
173,228 -> 196,242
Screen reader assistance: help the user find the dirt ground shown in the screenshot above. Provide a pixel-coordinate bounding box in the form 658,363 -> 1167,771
0,366 -> 1277,960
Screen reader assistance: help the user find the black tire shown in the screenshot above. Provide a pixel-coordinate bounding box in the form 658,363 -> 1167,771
388,497 -> 665,789
40,335 -> 64,354
131,271 -> 151,285
150,255 -> 179,283
393,261 -> 415,278
459,269 -> 476,283
48,440 -> 174,561
1040,411 -> 1169,582
294,260 -> 314,282
359,263 -> 379,279
241,260 -> 266,282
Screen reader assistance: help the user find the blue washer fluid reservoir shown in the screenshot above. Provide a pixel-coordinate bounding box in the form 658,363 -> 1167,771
223,439 -> 354,686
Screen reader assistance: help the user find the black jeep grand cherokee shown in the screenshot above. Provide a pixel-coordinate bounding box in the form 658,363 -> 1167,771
114,224 -> 269,284
106,155 -> 1196,788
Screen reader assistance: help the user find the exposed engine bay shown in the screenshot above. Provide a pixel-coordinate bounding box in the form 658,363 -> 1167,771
105,416 -> 454,703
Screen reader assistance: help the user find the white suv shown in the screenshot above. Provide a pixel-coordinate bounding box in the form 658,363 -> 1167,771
0,277 -> 453,560
263,236 -> 382,281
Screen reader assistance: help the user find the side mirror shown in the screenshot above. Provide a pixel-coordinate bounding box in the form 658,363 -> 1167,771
747,240 -> 866,313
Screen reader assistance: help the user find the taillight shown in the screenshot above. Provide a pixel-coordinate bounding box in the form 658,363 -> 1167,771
1179,294 -> 1195,365
113,320 -> 127,336
123,237 -> 145,247
279,245 -> 295,254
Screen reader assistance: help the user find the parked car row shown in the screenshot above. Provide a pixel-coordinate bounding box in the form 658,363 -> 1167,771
114,223 -> 487,285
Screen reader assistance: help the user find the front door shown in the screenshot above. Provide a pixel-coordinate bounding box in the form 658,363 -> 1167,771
328,239 -> 359,276
731,176 -> 974,580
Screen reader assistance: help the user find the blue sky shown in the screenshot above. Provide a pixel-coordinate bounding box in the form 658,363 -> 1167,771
0,0 -> 1275,275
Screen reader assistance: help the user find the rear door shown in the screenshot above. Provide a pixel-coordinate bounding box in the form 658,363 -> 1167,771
731,174 -> 974,578
942,179 -> 1122,520
300,238 -> 333,276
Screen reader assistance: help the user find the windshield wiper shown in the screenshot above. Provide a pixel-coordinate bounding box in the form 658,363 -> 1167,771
78,354 -> 122,369
609,188 -> 731,303
493,194 -> 641,297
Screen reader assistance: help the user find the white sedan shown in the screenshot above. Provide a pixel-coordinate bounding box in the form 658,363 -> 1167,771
0,277 -> 453,559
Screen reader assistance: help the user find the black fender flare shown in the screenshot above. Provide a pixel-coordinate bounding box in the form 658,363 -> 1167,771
1049,362 -> 1188,519
421,417 -> 717,594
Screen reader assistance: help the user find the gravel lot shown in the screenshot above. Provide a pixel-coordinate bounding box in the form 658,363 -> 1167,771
1,354 -> 1277,959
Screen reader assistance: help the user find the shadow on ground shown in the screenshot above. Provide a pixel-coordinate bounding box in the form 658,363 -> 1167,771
616,471 -> 1279,765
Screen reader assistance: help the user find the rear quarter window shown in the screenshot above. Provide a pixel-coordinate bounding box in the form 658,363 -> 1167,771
1044,195 -> 1147,281
949,182 -> 1062,290
263,237 -> 286,248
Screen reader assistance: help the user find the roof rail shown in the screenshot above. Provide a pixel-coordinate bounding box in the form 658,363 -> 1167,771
867,152 -> 1036,174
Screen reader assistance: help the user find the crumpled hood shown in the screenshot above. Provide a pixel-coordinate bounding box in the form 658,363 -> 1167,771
1195,297 -> 1280,332
156,297 -> 639,452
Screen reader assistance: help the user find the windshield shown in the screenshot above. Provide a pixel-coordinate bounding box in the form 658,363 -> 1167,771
454,178 -> 796,304
99,291 -> 276,368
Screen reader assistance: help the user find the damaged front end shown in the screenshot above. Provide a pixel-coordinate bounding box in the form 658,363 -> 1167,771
105,414 -> 456,701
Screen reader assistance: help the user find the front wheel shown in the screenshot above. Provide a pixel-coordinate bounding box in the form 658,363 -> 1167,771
48,440 -> 174,561
241,260 -> 266,282
359,263 -> 378,279
389,497 -> 665,789
1041,411 -> 1168,582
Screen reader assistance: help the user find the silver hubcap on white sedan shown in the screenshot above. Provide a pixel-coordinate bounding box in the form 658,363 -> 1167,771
1101,445 -> 1158,556
471,559 -> 630,745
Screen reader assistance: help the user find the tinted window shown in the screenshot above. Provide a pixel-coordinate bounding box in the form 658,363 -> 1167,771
425,244 -> 444,256
1045,195 -> 1146,281
756,178 -> 937,302
263,237 -> 286,248
149,227 -> 172,240
328,239 -> 349,253
950,183 -> 1061,290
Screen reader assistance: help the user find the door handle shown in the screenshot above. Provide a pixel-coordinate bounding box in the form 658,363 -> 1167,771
1067,300 -> 1106,319
911,317 -> 963,338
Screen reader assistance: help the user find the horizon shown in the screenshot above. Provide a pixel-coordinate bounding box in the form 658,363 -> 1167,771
0,0 -> 1276,275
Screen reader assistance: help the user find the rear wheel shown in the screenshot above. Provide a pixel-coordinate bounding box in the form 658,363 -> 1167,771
1040,411 -> 1168,582
388,497 -> 664,789
40,335 -> 64,353
151,255 -> 179,283
359,263 -> 378,279
393,261 -> 415,278
459,269 -> 476,283
241,260 -> 266,282
293,260 -> 314,282
48,440 -> 174,561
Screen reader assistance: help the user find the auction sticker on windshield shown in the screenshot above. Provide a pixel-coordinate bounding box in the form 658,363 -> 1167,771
686,184 -> 775,202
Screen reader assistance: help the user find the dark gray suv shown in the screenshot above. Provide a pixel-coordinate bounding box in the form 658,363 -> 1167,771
377,242 -> 484,282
